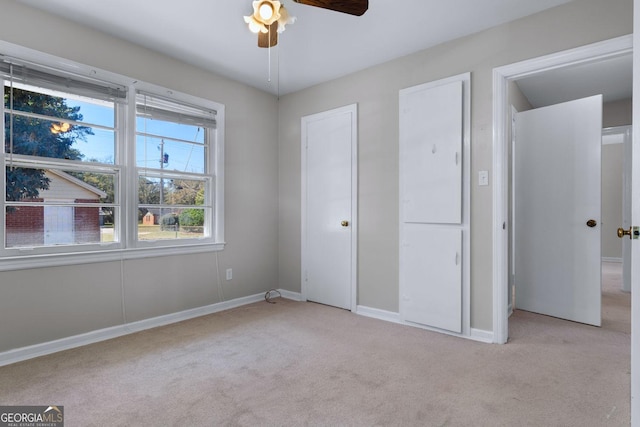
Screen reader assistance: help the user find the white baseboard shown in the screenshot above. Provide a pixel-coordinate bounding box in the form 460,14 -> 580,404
0,292 -> 269,367
356,305 -> 494,343
356,305 -> 402,323
470,328 -> 494,343
277,289 -> 303,301
602,257 -> 623,263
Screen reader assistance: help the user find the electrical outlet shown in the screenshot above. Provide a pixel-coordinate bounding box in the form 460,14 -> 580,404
226,268 -> 232,281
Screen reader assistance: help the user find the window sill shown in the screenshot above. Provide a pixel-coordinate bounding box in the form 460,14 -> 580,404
0,242 -> 226,272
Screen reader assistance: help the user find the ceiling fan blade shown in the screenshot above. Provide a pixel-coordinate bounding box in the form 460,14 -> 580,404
258,22 -> 278,48
292,0 -> 368,16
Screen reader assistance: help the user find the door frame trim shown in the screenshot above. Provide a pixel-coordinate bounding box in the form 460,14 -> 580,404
492,34 -> 633,344
602,125 -> 632,292
300,103 -> 358,312
632,4 -> 639,419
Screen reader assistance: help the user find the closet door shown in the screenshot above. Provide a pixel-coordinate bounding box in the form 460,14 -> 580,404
402,227 -> 462,332
401,81 -> 462,224
399,75 -> 469,335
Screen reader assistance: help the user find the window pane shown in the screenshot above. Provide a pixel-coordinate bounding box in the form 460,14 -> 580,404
4,165 -> 117,248
5,206 -> 117,248
136,134 -> 205,173
138,176 -> 206,206
65,98 -> 115,128
6,167 -> 115,204
76,127 -> 116,164
6,166 -> 49,202
137,207 -> 206,241
4,113 -> 115,163
136,116 -> 205,144
4,85 -> 115,127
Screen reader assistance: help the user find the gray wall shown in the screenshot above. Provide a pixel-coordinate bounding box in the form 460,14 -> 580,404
278,0 -> 633,331
0,0 -> 279,352
604,98 -> 633,128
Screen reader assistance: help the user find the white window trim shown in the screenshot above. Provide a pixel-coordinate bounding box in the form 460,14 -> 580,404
130,81 -> 224,249
0,41 -> 225,271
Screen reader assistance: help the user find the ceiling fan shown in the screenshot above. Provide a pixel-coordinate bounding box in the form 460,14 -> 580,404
244,0 -> 369,48
292,0 -> 368,16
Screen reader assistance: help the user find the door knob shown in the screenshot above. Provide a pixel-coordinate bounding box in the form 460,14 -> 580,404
341,220 -> 349,227
617,226 -> 640,239
586,219 -> 597,228
618,227 -> 632,239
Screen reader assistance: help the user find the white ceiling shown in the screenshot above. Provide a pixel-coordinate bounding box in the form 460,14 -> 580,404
17,0 -> 573,95
516,53 -> 633,108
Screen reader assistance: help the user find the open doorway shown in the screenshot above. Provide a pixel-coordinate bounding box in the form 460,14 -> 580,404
492,34 -> 633,343
508,57 -> 632,325
492,33 -> 634,421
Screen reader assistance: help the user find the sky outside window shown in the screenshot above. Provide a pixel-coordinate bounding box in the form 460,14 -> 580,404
5,82 -> 206,171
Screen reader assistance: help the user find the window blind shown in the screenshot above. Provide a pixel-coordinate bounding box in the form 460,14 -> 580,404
0,57 -> 127,102
136,91 -> 217,129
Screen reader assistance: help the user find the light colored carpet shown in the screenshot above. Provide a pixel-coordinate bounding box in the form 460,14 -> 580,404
0,262 -> 630,426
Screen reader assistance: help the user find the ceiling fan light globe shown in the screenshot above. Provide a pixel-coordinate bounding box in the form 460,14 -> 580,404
259,3 -> 274,20
249,22 -> 262,33
244,15 -> 266,33
277,6 -> 296,33
252,0 -> 281,25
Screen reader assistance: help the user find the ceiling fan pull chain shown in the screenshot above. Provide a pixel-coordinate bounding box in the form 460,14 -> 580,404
268,25 -> 272,82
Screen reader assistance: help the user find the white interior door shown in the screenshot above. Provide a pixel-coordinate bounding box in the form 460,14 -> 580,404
302,105 -> 357,310
514,95 -> 602,326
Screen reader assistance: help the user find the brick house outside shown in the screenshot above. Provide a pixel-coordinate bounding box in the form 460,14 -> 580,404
6,170 -> 107,247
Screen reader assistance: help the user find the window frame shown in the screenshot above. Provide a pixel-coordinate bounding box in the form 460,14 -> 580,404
0,42 -> 225,271
132,88 -> 218,248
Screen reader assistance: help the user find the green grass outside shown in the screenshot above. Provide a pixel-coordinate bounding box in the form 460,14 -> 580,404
100,224 -> 204,242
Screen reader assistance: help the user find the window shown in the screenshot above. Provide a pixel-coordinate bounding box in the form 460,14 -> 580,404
135,92 -> 216,244
0,51 -> 224,264
2,59 -> 124,254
